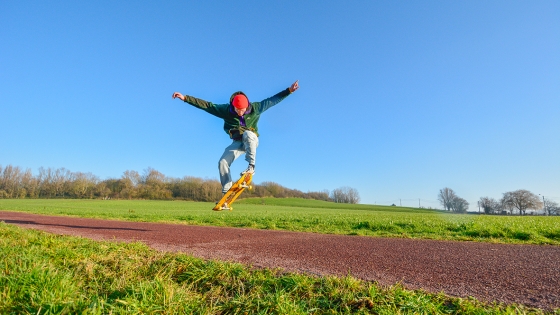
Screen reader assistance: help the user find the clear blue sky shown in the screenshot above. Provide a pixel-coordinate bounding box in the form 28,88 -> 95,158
2,1 -> 559,210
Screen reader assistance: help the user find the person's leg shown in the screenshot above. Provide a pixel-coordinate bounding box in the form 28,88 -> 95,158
242,131 -> 259,173
218,141 -> 244,194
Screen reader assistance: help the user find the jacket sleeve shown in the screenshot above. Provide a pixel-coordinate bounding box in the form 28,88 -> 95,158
253,88 -> 291,114
183,95 -> 229,118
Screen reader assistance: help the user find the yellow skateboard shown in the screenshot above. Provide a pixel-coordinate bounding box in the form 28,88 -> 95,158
213,173 -> 253,211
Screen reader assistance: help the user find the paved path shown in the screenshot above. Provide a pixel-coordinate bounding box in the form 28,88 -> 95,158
1,211 -> 559,310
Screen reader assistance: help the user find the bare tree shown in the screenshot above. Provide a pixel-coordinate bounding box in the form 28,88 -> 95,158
123,170 -> 141,187
119,170 -> 141,199
330,186 -> 360,204
543,198 -> 560,216
95,181 -> 112,199
70,172 -> 98,198
38,167 -> 71,198
450,196 -> 469,213
330,188 -> 345,203
438,188 -> 457,211
0,165 -> 23,198
500,194 -> 515,214
198,180 -> 221,202
21,168 -> 39,198
438,188 -> 469,213
501,190 -> 542,215
54,168 -> 72,197
140,168 -> 172,199
479,197 -> 501,214
346,187 -> 361,204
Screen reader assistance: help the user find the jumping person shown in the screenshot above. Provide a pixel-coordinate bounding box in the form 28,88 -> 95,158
172,80 -> 299,204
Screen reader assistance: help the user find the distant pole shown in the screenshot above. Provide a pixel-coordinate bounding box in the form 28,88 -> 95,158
400,199 -> 402,207
543,195 -> 546,216
478,201 -> 480,214
419,198 -> 420,208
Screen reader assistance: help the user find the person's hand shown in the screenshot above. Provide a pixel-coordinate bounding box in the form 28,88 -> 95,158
289,80 -> 299,93
172,92 -> 185,101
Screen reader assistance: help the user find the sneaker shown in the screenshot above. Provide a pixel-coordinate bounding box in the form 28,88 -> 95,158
240,164 -> 255,176
214,199 -> 229,210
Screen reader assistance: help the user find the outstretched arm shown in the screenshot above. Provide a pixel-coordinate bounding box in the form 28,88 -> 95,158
171,91 -> 229,118
255,80 -> 300,113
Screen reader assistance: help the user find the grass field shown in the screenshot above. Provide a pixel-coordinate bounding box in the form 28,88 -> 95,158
1,198 -> 559,245
1,222 -> 551,314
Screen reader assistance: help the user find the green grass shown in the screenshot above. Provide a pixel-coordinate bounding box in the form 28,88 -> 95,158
1,198 -> 559,245
1,222 -> 553,314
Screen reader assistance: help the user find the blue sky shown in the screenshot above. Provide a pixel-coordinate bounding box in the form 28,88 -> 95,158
1,1 -> 559,210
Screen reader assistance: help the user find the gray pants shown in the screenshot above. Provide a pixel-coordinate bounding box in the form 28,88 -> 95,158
218,131 -> 259,193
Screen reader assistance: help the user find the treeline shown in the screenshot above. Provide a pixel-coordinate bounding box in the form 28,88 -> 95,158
438,187 -> 559,215
0,165 -> 358,203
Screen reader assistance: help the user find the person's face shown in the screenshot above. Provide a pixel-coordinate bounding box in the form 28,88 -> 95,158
234,107 -> 247,116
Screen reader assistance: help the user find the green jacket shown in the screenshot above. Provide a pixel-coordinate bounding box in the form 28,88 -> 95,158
183,88 -> 292,140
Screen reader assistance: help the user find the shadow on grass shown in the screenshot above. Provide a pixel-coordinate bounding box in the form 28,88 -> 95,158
2,219 -> 149,232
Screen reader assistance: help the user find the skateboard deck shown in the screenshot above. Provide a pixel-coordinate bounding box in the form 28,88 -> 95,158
213,173 -> 253,211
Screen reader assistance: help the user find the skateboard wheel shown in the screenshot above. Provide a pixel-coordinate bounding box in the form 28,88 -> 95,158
248,185 -> 253,190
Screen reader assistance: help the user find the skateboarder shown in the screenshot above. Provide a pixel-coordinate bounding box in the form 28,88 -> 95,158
172,80 -> 299,203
